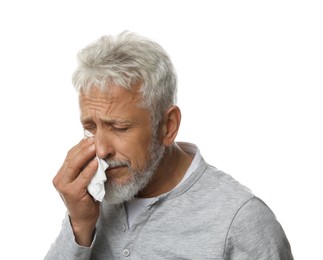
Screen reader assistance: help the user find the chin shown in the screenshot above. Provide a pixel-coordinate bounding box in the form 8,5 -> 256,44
103,178 -> 140,205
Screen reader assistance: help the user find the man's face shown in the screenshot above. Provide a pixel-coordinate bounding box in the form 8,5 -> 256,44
79,85 -> 165,204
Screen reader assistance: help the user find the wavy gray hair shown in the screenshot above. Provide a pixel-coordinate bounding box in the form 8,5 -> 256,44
72,31 -> 177,128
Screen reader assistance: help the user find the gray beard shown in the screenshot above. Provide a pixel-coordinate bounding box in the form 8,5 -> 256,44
103,136 -> 165,205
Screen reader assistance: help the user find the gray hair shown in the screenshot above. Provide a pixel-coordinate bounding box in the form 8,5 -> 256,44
72,31 -> 177,127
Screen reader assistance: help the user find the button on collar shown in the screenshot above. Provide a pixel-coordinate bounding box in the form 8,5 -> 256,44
123,249 -> 130,257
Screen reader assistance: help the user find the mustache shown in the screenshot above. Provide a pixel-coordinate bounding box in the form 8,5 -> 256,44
104,159 -> 131,168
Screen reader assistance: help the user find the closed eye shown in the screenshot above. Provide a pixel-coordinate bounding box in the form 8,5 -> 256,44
112,126 -> 129,132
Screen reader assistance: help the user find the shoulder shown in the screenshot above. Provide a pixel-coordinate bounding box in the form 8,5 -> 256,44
224,197 -> 293,259
193,165 -> 293,258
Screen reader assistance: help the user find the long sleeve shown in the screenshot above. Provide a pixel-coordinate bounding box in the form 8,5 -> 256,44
44,214 -> 93,260
224,197 -> 293,260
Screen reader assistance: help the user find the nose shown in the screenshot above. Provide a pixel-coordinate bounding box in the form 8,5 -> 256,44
95,129 -> 115,159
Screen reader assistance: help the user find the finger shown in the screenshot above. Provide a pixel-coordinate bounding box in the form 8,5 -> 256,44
59,137 -> 96,183
73,158 -> 99,190
54,158 -> 98,203
67,137 -> 96,170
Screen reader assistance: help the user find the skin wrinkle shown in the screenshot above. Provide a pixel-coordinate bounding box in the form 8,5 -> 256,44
78,85 -> 192,201
80,87 -> 147,134
79,85 -> 163,203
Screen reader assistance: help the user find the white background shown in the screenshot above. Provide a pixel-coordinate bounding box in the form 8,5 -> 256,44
0,1 -> 322,259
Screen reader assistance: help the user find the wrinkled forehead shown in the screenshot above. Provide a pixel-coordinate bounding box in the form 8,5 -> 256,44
78,84 -> 151,122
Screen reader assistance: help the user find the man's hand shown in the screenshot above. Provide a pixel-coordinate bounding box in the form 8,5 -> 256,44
53,137 -> 99,246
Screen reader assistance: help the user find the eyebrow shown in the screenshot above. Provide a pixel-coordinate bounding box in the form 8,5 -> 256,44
81,117 -> 132,126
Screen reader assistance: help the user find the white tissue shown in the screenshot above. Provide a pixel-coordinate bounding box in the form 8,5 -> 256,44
84,130 -> 109,202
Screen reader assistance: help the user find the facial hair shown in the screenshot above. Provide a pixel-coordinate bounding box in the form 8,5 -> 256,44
102,135 -> 165,205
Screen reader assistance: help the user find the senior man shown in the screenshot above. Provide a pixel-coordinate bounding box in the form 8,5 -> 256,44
45,32 -> 293,259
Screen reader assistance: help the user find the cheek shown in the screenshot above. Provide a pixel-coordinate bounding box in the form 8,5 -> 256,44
116,131 -> 153,169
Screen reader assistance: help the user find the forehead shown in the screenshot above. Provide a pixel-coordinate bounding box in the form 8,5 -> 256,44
80,85 -> 140,106
79,85 -> 148,122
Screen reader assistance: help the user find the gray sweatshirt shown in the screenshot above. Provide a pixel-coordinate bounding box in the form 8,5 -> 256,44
45,144 -> 293,259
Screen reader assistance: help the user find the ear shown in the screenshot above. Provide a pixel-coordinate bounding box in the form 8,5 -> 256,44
161,106 -> 181,147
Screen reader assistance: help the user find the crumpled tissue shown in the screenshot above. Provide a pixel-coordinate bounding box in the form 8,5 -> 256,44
84,130 -> 109,202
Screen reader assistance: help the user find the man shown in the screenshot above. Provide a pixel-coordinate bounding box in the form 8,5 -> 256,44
45,32 -> 293,259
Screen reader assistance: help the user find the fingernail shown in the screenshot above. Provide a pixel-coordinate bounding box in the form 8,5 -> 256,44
87,136 -> 95,143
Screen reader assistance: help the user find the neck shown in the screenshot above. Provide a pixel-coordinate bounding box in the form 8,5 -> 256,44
138,143 -> 193,198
